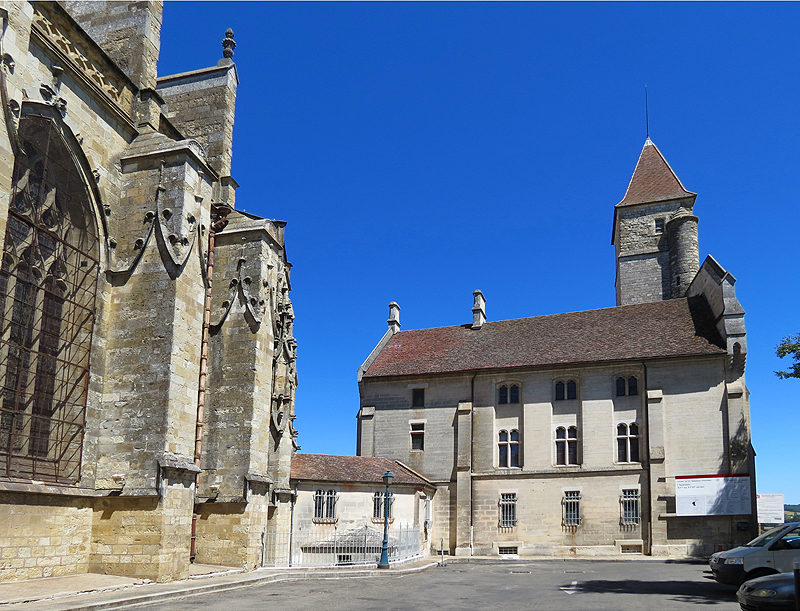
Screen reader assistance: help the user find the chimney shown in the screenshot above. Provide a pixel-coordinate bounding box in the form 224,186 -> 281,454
472,290 -> 486,330
388,302 -> 401,333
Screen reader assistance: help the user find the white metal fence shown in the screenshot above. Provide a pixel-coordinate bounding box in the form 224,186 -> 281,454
262,525 -> 421,567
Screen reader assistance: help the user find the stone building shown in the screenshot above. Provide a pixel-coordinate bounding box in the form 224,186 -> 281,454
357,138 -> 755,558
285,454 -> 435,566
0,1 -> 297,582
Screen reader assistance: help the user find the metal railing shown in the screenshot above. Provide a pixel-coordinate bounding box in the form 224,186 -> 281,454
262,525 -> 421,568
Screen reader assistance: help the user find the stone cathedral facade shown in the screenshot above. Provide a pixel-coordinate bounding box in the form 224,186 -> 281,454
358,138 -> 756,558
0,1 -> 297,582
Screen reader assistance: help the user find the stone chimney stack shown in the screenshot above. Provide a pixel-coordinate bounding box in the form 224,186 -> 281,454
472,290 -> 486,330
388,302 -> 401,334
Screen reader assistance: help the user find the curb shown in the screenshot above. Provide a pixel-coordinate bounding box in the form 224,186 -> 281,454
2,562 -> 439,611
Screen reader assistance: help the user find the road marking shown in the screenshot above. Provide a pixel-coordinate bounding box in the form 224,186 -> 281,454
560,580 -> 578,595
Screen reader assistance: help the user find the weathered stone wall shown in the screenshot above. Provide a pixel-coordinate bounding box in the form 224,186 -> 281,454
0,493 -> 92,581
64,1 -> 163,91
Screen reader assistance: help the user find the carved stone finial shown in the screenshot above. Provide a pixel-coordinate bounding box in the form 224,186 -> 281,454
222,28 -> 236,59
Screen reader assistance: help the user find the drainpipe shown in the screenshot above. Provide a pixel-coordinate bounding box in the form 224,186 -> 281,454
195,203 -> 231,477
642,361 -> 653,556
470,372 -> 476,556
288,482 -> 298,567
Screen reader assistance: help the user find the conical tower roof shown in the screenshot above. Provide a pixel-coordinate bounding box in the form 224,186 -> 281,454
617,138 -> 695,206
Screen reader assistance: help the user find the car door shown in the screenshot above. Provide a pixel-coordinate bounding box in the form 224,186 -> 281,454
769,525 -> 800,572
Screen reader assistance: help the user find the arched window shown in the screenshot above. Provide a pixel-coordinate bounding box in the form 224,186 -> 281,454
616,422 -> 640,463
555,380 -> 578,401
498,429 -> 520,468
616,376 -> 638,396
0,112 -> 99,484
555,426 -> 579,465
498,384 -> 520,405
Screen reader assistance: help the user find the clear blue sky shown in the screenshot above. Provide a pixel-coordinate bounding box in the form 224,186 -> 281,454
158,2 -> 799,504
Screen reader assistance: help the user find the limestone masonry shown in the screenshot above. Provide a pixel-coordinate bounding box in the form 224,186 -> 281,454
0,1 -> 296,582
357,138 -> 755,559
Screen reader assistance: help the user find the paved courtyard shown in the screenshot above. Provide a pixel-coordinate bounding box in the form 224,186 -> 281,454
140,559 -> 741,611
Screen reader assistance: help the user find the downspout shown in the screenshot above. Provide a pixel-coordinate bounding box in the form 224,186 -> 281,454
288,482 -> 298,567
194,203 -> 231,476
470,372 -> 476,556
642,361 -> 653,556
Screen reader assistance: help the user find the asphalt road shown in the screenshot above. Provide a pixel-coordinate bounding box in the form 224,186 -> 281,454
137,559 -> 741,611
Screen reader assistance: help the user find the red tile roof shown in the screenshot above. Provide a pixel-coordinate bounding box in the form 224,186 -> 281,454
291,454 -> 433,488
618,138 -> 695,206
362,297 -> 725,379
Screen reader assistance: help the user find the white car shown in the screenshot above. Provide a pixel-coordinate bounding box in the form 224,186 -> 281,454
709,523 -> 800,586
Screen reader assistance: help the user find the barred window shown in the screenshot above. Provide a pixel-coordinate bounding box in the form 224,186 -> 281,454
373,490 -> 394,520
498,429 -> 520,468
616,422 -> 640,463
563,490 -> 581,526
499,493 -> 517,528
621,489 -> 640,525
0,111 -> 99,484
616,376 -> 638,396
555,426 -> 579,465
410,422 -> 424,451
498,384 -> 519,405
314,489 -> 338,520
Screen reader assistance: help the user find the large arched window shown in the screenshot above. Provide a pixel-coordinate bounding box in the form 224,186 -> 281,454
0,111 -> 99,484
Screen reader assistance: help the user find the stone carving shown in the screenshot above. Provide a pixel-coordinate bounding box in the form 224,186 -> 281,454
222,29 -> 236,60
270,264 -> 297,437
31,6 -> 121,101
211,257 -> 267,330
1,53 -> 14,74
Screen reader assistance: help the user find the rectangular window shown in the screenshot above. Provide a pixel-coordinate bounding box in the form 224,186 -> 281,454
314,490 -> 337,521
563,491 -> 581,526
655,218 -> 665,234
499,493 -> 517,528
621,489 -> 640,525
411,422 -> 424,451
412,388 -> 425,407
373,491 -> 394,520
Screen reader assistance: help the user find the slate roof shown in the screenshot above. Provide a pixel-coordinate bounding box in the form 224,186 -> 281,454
291,454 -> 433,488
362,297 -> 725,379
617,138 -> 696,206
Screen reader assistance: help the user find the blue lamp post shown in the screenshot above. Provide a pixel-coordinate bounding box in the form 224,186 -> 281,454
377,470 -> 394,568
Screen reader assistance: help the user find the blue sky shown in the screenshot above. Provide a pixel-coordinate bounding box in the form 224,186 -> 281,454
158,2 -> 799,504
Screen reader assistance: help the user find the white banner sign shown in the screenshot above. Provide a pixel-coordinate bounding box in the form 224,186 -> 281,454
675,474 -> 751,516
756,493 -> 785,524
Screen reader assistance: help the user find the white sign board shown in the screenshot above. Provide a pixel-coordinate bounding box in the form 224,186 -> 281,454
756,493 -> 785,524
675,474 -> 751,516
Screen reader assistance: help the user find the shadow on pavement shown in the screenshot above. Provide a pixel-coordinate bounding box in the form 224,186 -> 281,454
575,578 -> 737,605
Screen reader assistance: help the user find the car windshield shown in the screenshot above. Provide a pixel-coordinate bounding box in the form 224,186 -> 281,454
745,525 -> 787,547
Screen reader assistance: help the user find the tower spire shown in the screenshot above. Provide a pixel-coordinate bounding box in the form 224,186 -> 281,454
645,85 -> 650,140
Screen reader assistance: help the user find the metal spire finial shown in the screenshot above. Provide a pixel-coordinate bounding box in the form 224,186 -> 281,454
645,85 -> 650,140
222,29 -> 236,60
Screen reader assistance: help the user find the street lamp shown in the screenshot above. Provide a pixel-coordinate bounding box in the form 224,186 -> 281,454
377,470 -> 394,568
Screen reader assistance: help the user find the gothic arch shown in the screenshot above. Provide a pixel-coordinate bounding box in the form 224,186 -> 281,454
0,104 -> 101,483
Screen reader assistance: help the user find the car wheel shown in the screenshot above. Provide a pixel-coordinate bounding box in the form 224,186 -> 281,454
745,568 -> 778,581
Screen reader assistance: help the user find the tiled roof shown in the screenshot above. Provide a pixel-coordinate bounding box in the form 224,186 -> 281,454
291,454 -> 433,487
617,138 -> 695,206
362,297 -> 725,379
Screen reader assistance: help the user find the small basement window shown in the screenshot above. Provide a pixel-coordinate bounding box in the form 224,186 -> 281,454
498,546 -> 519,555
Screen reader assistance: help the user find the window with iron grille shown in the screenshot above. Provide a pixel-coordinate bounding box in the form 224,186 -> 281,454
498,429 -> 520,468
499,493 -> 517,528
373,490 -> 394,520
0,111 -> 98,484
563,491 -> 581,526
616,422 -> 640,463
410,421 -> 424,451
313,489 -> 337,521
555,426 -> 579,465
621,489 -> 640,525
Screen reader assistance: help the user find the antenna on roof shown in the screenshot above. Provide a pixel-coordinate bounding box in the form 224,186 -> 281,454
645,85 -> 650,140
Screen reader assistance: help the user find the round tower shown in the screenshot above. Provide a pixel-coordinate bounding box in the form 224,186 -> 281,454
666,208 -> 699,299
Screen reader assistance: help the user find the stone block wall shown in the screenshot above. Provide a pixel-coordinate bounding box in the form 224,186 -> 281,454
0,493 -> 92,582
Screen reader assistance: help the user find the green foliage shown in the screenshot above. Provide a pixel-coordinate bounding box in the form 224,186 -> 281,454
775,334 -> 800,379
786,504 -> 800,512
